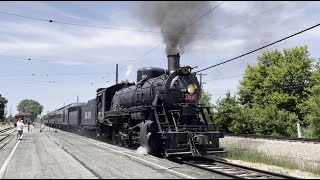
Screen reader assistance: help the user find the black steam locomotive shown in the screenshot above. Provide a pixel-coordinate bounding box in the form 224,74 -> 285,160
45,53 -> 224,157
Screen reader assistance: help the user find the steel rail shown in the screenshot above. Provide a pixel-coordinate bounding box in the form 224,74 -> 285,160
0,127 -> 14,134
174,156 -> 300,179
225,133 -> 320,144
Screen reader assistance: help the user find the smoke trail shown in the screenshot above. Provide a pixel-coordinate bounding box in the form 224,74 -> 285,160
139,1 -> 212,55
125,64 -> 132,80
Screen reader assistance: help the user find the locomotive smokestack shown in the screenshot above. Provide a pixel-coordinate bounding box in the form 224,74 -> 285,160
167,53 -> 180,73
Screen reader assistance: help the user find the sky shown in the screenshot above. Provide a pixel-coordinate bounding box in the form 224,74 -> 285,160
0,1 -> 319,116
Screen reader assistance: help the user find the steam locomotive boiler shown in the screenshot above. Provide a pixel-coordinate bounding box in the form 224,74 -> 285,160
97,53 -> 224,157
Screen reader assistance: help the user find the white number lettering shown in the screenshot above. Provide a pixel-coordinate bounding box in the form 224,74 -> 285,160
84,111 -> 92,119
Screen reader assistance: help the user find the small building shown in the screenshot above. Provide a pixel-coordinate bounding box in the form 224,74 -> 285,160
13,112 -> 34,126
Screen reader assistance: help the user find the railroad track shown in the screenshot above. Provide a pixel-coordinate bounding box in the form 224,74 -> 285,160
0,127 -> 14,134
0,127 -> 15,149
172,156 -> 300,179
225,133 -> 320,144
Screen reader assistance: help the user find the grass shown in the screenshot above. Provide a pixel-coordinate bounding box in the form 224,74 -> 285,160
216,149 -> 320,176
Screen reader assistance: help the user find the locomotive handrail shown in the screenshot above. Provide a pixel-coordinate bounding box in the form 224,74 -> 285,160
170,76 -> 180,89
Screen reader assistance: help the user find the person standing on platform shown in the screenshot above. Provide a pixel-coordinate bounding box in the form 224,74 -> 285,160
16,119 -> 25,140
28,121 -> 31,132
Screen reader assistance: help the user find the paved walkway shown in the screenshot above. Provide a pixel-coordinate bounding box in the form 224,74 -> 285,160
0,127 -> 227,179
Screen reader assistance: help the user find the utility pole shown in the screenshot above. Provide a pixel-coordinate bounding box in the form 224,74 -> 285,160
77,96 -> 79,103
196,73 -> 207,104
197,73 -> 207,89
116,64 -> 118,84
297,123 -> 302,138
5,104 -> 7,114
9,106 -> 12,125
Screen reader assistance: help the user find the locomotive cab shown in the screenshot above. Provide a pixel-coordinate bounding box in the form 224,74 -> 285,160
137,67 -> 165,83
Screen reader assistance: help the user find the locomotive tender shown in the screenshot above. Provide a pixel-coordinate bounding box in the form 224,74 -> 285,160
45,53 -> 224,157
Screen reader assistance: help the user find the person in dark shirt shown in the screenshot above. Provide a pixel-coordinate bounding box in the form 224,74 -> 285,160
28,121 -> 31,132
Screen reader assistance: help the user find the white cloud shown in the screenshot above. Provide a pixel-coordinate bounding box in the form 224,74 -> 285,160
1,1 -> 320,115
0,20 -> 162,64
194,38 -> 246,50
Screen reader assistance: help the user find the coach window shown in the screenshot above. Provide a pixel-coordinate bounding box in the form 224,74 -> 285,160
64,109 -> 68,122
97,96 -> 102,108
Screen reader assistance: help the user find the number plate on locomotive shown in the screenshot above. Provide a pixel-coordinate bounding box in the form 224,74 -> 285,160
185,94 -> 197,102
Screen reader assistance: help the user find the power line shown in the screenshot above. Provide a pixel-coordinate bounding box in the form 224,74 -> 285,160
0,11 -> 209,35
195,22 -> 320,73
208,84 -> 312,97
206,1 -> 294,37
211,92 -> 237,96
0,11 -> 48,22
0,72 -> 108,77
117,1 -> 293,74
0,76 -> 109,81
207,74 -> 244,81
0,1 -> 223,79
197,73 -> 207,89
0,78 -> 110,86
0,54 -> 133,63
87,1 -> 225,84
117,1 -> 225,73
5,0 -> 284,69
0,71 -> 113,83
0,1 -> 291,77
174,1 -> 295,59
0,1 -> 294,66
0,71 -> 113,81
0,1 -> 295,84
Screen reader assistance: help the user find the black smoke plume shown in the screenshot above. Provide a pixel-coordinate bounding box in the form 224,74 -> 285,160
139,1 -> 212,55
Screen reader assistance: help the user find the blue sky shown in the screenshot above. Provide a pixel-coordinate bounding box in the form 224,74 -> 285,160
0,1 -> 319,116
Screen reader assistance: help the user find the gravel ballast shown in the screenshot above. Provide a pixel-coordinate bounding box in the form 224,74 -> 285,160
220,136 -> 320,178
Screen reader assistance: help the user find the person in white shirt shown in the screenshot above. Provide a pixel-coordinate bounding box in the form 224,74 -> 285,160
40,123 -> 45,132
16,119 -> 25,140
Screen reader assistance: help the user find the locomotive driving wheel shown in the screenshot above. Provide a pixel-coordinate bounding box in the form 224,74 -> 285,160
121,123 -> 131,147
112,128 -> 119,144
122,132 -> 131,148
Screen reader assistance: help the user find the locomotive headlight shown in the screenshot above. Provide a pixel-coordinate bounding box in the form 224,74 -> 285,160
187,84 -> 197,94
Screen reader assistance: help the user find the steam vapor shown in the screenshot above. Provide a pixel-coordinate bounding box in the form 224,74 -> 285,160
125,64 -> 133,80
136,146 -> 149,155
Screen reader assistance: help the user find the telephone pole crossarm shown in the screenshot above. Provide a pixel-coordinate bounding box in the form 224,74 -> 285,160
196,73 -> 207,104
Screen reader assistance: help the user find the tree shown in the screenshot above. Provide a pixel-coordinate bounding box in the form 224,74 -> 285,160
213,46 -> 314,136
17,99 -> 43,117
299,60 -> 320,138
199,90 -> 212,106
40,116 -> 45,124
6,114 -> 13,124
237,46 -> 313,136
0,94 -> 8,121
213,91 -> 239,132
239,46 -> 312,108
228,104 -> 254,134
